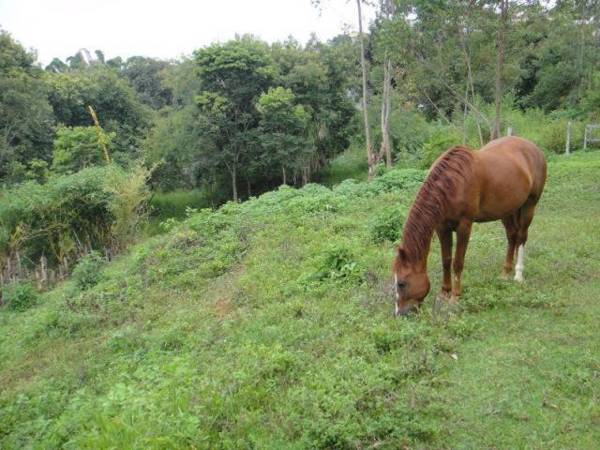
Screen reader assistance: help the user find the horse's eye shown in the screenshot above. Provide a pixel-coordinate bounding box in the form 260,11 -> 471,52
397,281 -> 407,290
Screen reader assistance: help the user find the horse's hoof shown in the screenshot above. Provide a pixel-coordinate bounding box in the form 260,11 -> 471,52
500,271 -> 511,280
435,291 -> 450,303
449,294 -> 459,305
514,273 -> 524,283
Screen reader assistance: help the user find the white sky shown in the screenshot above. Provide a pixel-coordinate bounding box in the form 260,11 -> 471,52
0,0 -> 377,65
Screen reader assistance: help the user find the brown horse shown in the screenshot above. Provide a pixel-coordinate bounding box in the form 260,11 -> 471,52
393,136 -> 547,316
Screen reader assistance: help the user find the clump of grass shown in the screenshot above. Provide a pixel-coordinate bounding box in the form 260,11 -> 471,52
71,251 -> 105,290
2,282 -> 39,311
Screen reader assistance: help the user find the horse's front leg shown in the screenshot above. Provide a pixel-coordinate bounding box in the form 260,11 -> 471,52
451,220 -> 473,303
436,227 -> 453,302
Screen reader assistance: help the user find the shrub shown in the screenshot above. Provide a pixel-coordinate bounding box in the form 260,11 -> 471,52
420,128 -> 463,169
2,282 -> 39,311
369,206 -> 406,244
390,109 -> 433,156
71,251 -> 105,290
371,168 -> 426,192
0,164 -> 150,281
311,246 -> 361,282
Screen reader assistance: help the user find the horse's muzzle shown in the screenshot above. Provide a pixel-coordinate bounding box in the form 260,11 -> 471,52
394,302 -> 413,317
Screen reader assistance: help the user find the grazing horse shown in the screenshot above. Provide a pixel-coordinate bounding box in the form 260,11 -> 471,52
393,136 -> 546,316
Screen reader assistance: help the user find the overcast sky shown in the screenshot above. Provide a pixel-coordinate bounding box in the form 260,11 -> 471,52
0,0 -> 377,65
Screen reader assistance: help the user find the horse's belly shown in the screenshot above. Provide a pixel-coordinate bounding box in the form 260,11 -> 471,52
474,187 -> 531,221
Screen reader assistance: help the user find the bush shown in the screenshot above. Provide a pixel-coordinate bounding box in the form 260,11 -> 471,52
390,110 -> 433,156
0,164 -> 150,280
369,206 -> 406,244
71,251 -> 105,290
2,282 -> 39,311
420,128 -> 463,169
309,246 -> 362,283
371,168 -> 426,192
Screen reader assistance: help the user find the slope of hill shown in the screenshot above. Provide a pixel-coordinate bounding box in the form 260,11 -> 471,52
1,153 -> 599,449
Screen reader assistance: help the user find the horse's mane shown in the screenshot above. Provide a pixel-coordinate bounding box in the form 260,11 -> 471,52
401,146 -> 475,263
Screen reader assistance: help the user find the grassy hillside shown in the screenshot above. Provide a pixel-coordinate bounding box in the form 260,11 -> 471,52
1,152 -> 599,449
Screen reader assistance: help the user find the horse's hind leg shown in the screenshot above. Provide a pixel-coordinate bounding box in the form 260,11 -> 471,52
501,215 -> 519,278
514,200 -> 537,282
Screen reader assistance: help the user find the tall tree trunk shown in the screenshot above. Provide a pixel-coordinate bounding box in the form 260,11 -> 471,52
356,0 -> 375,179
577,1 -> 587,100
462,82 -> 469,145
458,20 -> 484,146
492,0 -> 509,140
380,57 -> 393,167
231,164 -> 238,202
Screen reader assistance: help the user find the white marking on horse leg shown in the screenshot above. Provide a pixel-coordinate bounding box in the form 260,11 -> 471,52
514,245 -> 525,282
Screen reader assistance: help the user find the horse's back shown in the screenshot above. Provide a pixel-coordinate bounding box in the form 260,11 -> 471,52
474,137 -> 546,220
478,136 -> 546,193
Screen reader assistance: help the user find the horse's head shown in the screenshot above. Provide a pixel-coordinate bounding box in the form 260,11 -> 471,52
392,247 -> 430,317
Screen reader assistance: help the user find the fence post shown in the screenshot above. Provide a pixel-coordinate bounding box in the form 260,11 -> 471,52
506,126 -> 513,136
565,121 -> 571,156
584,125 -> 588,150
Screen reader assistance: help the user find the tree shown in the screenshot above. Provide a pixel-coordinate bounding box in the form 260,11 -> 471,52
356,0 -> 377,179
0,30 -> 55,183
143,104 -> 219,191
161,58 -> 203,108
51,126 -> 114,175
121,56 -> 173,109
491,0 -> 509,139
45,57 -> 69,73
194,38 -> 276,201
271,38 -> 356,180
373,0 -> 405,166
45,68 -> 150,155
257,87 -> 310,185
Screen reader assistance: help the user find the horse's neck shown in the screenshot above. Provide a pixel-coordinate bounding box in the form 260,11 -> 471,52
402,202 -> 439,267
402,146 -> 473,265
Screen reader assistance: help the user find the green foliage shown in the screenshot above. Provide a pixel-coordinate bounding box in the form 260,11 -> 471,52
2,281 -> 39,311
143,105 -> 218,191
580,73 -> 600,120
311,245 -> 361,282
146,36 -> 356,199
44,68 -> 150,154
257,86 -> 310,179
0,31 -> 55,182
0,30 -> 36,75
0,164 -> 150,276
120,56 -> 172,109
149,189 -> 211,221
369,205 -> 406,244
420,127 -> 463,169
51,126 -> 113,174
71,251 -> 105,290
490,105 -> 585,155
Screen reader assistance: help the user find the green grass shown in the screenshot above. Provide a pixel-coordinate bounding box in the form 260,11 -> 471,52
1,152 -> 599,449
